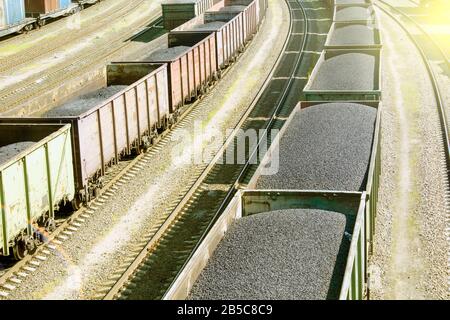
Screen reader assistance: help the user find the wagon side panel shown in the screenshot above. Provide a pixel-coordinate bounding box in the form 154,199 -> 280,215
2,162 -> 28,247
46,127 -> 76,206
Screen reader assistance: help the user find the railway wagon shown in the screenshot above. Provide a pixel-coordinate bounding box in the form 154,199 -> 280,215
147,32 -> 217,113
0,123 -> 75,259
333,4 -> 376,23
0,0 -> 25,27
162,0 -> 215,30
0,0 -> 35,37
213,0 -> 259,39
171,7 -> 245,71
164,190 -> 367,300
204,0 -> 260,44
0,63 -> 170,205
252,100 -> 381,250
325,21 -> 382,49
303,48 -> 381,101
224,0 -> 266,24
24,0 -> 78,26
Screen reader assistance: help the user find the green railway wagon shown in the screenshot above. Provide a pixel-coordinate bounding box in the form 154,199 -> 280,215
0,123 -> 75,259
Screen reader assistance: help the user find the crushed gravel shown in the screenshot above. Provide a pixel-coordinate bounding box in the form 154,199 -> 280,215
189,209 -> 354,300
219,5 -> 247,12
328,24 -> 377,46
146,46 -> 191,61
308,52 -> 376,91
256,103 -> 377,191
2,0 -> 291,300
369,9 -> 448,299
44,86 -> 128,117
335,6 -> 374,22
0,142 -> 35,165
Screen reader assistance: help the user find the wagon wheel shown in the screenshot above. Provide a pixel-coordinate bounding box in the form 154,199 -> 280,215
23,24 -> 34,33
12,237 -> 37,260
94,187 -> 102,198
45,219 -> 56,233
37,19 -> 46,28
71,197 -> 82,211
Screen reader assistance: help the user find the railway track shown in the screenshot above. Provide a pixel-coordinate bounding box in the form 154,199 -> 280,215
102,0 -> 332,300
0,3 -> 164,116
0,0 -> 148,74
374,0 -> 450,296
0,8 -> 262,298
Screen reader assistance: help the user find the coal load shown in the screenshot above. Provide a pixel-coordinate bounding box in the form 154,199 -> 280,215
146,46 -> 191,61
189,209 -> 353,300
44,86 -> 128,117
256,103 -> 376,191
335,6 -> 373,21
309,52 -> 375,91
0,142 -> 36,165
329,24 -> 376,46
191,21 -> 226,31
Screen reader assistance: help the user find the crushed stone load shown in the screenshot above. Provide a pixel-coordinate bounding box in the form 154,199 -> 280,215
44,86 -> 128,117
146,46 -> 191,61
309,52 -> 376,90
256,103 -> 376,191
329,24 -> 376,46
0,142 -> 36,165
335,6 -> 374,21
189,209 -> 353,300
219,5 -> 247,12
191,21 -> 226,31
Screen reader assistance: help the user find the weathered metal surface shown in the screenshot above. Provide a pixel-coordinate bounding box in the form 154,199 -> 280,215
0,0 -> 26,26
0,124 -> 75,256
303,48 -> 382,101
150,32 -> 217,112
171,9 -> 244,70
58,0 -> 71,10
162,0 -> 215,30
25,0 -> 58,16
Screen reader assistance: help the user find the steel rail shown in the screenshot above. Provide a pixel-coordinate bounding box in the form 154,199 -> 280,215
375,0 -> 450,181
104,0 -> 312,300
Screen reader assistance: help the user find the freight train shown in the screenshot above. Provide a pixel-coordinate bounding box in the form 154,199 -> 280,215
0,0 -> 267,260
0,0 -> 103,38
164,0 -> 382,300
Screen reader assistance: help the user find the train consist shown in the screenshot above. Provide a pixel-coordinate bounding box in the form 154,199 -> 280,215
0,0 -> 266,259
164,0 -> 382,300
0,0 -> 102,38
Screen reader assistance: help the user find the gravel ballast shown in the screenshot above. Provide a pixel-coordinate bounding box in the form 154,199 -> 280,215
0,142 -> 35,164
335,6 -> 374,22
328,24 -> 376,46
146,46 -> 191,61
44,86 -> 128,117
189,209 -> 353,300
309,52 -> 376,90
256,103 -> 376,191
